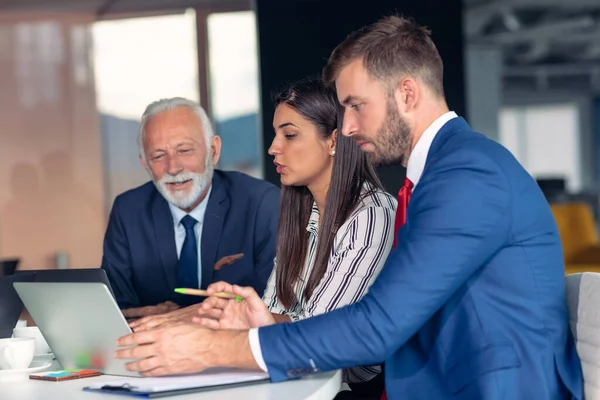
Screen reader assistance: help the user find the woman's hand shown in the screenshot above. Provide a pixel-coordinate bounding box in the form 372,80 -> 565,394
193,282 -> 276,330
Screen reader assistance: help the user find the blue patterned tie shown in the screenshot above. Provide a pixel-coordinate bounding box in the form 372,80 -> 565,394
178,215 -> 199,290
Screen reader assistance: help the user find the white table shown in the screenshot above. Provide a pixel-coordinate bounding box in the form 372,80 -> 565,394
0,358 -> 342,400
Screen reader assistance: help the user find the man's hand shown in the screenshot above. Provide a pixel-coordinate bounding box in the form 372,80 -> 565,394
214,253 -> 244,271
115,324 -> 259,375
121,301 -> 180,319
130,304 -> 221,332
194,282 -> 276,330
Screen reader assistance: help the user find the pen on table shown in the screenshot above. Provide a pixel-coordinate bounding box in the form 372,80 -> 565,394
174,288 -> 243,303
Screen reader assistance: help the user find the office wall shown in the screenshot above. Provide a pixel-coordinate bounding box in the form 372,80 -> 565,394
255,0 -> 465,194
0,14 -> 105,269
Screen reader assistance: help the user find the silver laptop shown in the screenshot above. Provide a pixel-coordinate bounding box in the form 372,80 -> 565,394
12,282 -> 139,377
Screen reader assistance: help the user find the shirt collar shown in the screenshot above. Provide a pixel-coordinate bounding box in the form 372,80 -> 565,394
169,184 -> 213,226
406,111 -> 457,188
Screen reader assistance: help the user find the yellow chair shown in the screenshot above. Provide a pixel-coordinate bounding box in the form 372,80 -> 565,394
550,202 -> 600,274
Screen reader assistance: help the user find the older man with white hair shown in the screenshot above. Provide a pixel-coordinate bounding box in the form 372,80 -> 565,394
101,97 -> 279,320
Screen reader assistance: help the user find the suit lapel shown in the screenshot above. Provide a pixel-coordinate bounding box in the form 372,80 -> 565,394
200,172 -> 229,289
151,189 -> 178,292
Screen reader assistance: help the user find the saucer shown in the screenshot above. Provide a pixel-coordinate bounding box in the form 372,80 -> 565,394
0,361 -> 52,382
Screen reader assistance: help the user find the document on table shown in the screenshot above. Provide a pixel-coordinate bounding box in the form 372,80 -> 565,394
84,368 -> 270,398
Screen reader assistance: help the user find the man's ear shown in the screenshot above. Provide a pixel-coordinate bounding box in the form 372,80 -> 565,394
394,77 -> 420,113
139,155 -> 147,170
211,136 -> 222,165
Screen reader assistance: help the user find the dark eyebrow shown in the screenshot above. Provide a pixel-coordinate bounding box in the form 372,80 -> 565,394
341,95 -> 364,106
276,122 -> 299,130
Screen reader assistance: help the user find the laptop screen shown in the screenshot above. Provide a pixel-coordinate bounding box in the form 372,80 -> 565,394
14,269 -> 115,299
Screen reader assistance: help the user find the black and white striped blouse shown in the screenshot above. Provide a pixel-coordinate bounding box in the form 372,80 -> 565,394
262,184 -> 397,382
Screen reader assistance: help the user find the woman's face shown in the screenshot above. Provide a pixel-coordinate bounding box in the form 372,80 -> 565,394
268,104 -> 335,188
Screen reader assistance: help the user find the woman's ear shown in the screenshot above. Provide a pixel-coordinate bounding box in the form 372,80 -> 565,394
328,129 -> 338,156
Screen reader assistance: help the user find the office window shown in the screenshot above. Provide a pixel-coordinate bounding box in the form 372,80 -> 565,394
500,103 -> 582,191
92,11 -> 200,211
206,11 -> 262,178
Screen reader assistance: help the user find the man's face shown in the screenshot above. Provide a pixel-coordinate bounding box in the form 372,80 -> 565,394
335,59 -> 412,166
141,107 -> 219,211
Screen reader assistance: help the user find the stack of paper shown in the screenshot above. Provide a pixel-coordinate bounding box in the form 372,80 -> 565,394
84,368 -> 270,397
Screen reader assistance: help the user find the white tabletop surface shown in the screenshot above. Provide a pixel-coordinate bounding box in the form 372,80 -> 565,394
0,357 -> 342,400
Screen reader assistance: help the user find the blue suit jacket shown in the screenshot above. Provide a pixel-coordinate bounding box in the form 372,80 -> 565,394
259,118 -> 583,399
102,170 -> 280,309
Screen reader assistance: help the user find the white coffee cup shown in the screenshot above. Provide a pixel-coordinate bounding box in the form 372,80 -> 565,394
0,337 -> 35,370
12,327 -> 51,355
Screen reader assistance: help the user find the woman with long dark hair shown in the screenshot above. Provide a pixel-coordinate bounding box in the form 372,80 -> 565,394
197,77 -> 396,388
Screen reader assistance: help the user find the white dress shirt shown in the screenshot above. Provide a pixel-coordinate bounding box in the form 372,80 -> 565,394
261,186 -> 396,382
168,186 -> 212,288
263,187 -> 395,321
406,111 -> 457,188
249,111 -> 458,373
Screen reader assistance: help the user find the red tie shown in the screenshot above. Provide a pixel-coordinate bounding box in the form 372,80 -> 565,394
382,177 -> 414,400
393,177 -> 413,248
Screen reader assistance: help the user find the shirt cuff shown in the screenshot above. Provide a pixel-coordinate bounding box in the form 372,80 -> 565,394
248,328 -> 268,373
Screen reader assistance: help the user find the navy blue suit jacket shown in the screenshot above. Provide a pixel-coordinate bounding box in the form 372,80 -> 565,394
102,170 -> 279,309
258,118 -> 583,399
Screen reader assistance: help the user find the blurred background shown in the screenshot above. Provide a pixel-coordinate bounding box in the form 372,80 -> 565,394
0,0 -> 599,274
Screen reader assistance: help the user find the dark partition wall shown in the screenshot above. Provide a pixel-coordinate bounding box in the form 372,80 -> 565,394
256,0 -> 464,194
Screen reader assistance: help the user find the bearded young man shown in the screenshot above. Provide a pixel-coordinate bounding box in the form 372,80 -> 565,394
101,97 -> 279,319
115,17 -> 582,400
